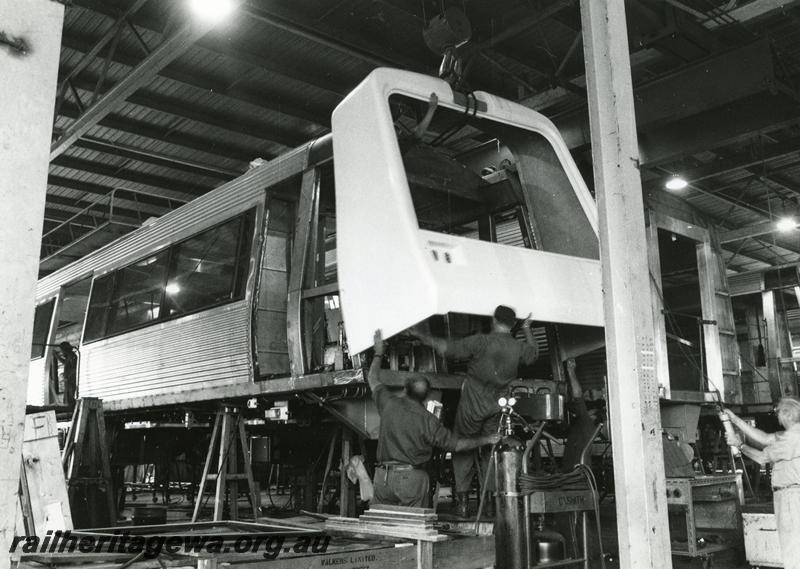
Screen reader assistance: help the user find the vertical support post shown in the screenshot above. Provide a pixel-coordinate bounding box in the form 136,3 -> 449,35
0,1 -> 64,563
646,211 -> 671,397
579,2 -> 672,569
214,411 -> 231,521
227,416 -> 239,521
287,169 -> 320,377
339,429 -> 354,517
696,241 -> 724,394
762,290 -> 788,398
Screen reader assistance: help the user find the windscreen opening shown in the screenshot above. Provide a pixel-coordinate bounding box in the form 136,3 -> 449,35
388,94 -> 597,259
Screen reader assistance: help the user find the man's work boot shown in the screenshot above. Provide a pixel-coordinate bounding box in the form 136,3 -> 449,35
455,492 -> 470,518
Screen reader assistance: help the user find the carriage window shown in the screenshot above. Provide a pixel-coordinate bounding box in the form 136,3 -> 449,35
30,299 -> 55,359
84,274 -> 115,342
107,251 -> 170,336
83,209 -> 256,342
165,213 -> 253,317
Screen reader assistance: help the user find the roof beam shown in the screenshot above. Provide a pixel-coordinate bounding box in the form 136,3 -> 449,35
71,0 -> 353,98
240,4 -> 423,70
74,138 -> 241,180
47,174 -> 191,207
45,192 -> 168,221
649,134 -> 800,188
704,0 -> 800,27
60,32 -> 334,126
51,6 -> 236,160
58,101 -> 259,163
719,220 -> 777,244
684,183 -> 800,255
51,155 -> 213,197
64,73 -> 308,148
56,0 -> 150,102
482,0 -> 577,49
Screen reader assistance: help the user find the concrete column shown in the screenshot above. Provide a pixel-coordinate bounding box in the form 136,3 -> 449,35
0,0 -> 64,564
579,2 -> 672,569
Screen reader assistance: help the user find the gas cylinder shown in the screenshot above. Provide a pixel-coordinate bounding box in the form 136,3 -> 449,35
495,434 -> 528,569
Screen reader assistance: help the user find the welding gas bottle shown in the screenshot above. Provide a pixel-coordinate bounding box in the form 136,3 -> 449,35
495,435 -> 528,569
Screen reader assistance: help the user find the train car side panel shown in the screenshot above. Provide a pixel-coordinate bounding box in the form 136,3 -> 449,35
80,301 -> 251,401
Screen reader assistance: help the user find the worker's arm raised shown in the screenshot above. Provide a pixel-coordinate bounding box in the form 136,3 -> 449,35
520,314 -> 539,364
566,358 -> 583,400
724,409 -> 776,448
410,326 -> 449,356
369,330 -> 392,413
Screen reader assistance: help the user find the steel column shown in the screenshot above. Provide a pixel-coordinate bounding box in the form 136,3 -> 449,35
579,2 -> 672,569
0,0 -> 64,565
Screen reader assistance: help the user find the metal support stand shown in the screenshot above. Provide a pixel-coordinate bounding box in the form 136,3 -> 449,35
192,405 -> 259,522
62,398 -> 117,528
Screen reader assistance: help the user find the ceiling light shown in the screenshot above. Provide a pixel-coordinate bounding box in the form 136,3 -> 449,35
665,176 -> 689,191
165,282 -> 181,295
188,0 -> 236,22
776,217 -> 798,233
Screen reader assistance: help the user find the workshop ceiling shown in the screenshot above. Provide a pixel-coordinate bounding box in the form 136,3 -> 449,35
44,0 -> 800,276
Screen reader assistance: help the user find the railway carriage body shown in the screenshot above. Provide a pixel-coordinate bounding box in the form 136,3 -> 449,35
28,68 -> 603,417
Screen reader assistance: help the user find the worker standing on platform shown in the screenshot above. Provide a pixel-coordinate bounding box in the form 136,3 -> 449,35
412,305 -> 539,517
724,397 -> 800,569
56,341 -> 78,406
368,330 -> 500,508
560,358 -> 600,471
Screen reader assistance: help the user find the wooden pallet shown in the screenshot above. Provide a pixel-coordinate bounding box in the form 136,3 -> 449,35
325,505 -> 447,542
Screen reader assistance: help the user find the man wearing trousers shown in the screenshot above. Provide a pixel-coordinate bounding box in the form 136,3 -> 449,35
413,305 -> 539,516
369,330 -> 500,507
725,397 -> 800,569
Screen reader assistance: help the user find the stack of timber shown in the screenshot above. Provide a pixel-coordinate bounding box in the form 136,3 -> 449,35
325,505 -> 448,541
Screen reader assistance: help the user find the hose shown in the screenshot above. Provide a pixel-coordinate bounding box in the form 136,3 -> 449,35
519,464 -> 606,569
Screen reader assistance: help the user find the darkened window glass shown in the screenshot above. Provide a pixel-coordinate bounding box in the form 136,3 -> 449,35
106,251 -> 169,336
30,299 -> 55,359
83,275 -> 115,342
82,209 -> 255,342
164,214 -> 252,317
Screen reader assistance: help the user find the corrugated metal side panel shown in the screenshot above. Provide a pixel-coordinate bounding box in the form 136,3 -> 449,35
27,358 -> 47,406
729,272 -> 763,297
80,302 -> 251,402
37,145 -> 309,299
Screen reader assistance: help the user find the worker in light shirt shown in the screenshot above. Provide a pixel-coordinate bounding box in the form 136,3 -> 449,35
724,397 -> 800,569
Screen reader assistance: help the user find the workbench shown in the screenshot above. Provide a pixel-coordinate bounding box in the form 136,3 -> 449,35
15,518 -> 494,569
666,475 -> 742,567
742,503 -> 782,568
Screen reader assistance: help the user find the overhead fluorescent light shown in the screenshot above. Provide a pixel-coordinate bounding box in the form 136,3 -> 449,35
776,217 -> 798,233
665,176 -> 689,191
188,0 -> 236,23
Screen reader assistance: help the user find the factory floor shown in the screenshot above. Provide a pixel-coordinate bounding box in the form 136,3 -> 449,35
118,488 -> 750,569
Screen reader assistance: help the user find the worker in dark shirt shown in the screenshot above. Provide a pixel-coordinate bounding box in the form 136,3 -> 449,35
412,305 -> 539,516
369,330 -> 501,507
56,341 -> 78,406
561,358 -> 599,471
